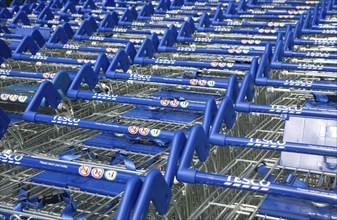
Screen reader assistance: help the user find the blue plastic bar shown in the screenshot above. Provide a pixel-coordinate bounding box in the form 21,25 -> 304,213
0,152 -> 139,183
194,172 -> 337,204
0,70 -> 50,79
177,126 -> 337,205
75,90 -> 206,111
209,133 -> 337,157
74,35 -> 144,45
236,74 -> 337,119
108,72 -> 230,88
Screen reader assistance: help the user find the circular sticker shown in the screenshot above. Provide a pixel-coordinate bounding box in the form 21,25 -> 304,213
43,72 -> 50,79
248,40 -> 254,45
218,63 -> 226,68
50,73 -> 56,79
160,99 -> 169,106
128,126 -> 139,134
170,100 -> 179,107
227,63 -> 234,68
198,80 -> 207,86
18,95 -> 28,103
180,101 -> 189,108
242,49 -> 249,54
258,29 -> 264,33
150,129 -> 161,137
79,165 -> 91,177
241,39 -> 248,44
77,59 -> 83,63
207,80 -> 215,87
83,59 -> 90,63
104,170 -> 117,181
189,79 -> 198,86
210,62 -> 218,67
9,94 -> 18,102
235,48 -> 242,54
139,127 -> 150,136
106,48 -> 117,53
228,48 -> 235,53
255,40 -> 261,44
91,167 -> 104,179
0,93 -> 9,101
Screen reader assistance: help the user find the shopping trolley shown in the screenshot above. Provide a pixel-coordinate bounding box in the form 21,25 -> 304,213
314,0 -> 337,27
0,108 -> 183,219
211,5 -> 302,29
73,17 -> 161,56
255,42 -> 337,90
175,124 -> 336,205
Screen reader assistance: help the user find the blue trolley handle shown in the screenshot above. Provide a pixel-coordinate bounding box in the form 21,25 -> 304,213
209,89 -> 337,157
0,152 -> 139,183
256,43 -> 337,90
271,41 -> 337,73
177,125 -> 337,205
22,81 -> 176,139
22,81 -> 217,140
64,64 -> 208,111
236,73 -> 337,119
106,49 -> 231,89
134,38 -> 252,70
118,130 -> 188,220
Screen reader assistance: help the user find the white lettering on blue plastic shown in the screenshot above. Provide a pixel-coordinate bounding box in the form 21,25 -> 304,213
269,105 -> 303,114
214,27 -> 231,32
151,16 -> 164,21
322,30 -> 337,34
227,21 -> 242,26
51,116 -> 81,126
314,39 -> 337,45
0,70 -> 11,75
177,47 -> 196,52
89,36 -> 105,41
224,176 -> 270,191
113,28 -> 127,32
195,2 -> 206,6
194,37 -> 212,42
47,20 -> 60,24
305,52 -> 330,57
63,44 -> 80,50
154,58 -> 176,65
131,22 -> 145,26
240,15 -> 254,18
92,93 -> 118,100
0,153 -> 23,164
284,80 -> 313,87
129,74 -> 152,81
297,63 -> 324,70
248,138 -> 286,149
181,6 -> 193,10
30,55 -> 48,60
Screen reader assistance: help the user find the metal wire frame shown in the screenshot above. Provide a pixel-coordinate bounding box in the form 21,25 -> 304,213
0,164 -> 122,219
191,31 -> 279,41
182,88 -> 336,219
